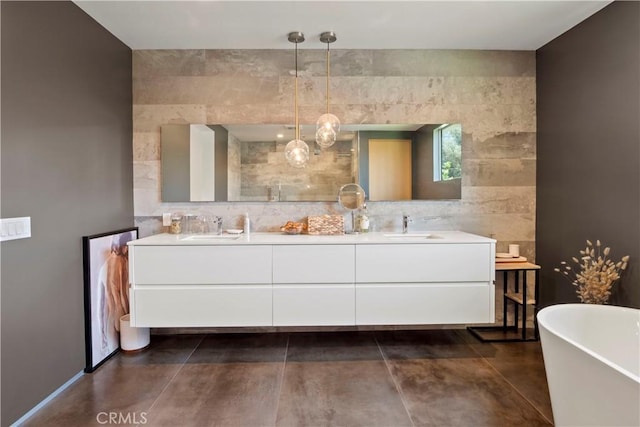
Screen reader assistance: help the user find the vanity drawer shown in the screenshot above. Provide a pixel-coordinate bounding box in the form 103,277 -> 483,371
273,284 -> 355,326
131,284 -> 272,327
130,245 -> 272,285
355,244 -> 491,283
355,282 -> 494,325
273,245 -> 355,283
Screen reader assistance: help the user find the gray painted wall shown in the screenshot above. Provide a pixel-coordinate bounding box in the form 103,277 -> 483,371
536,1 -> 640,308
1,2 -> 133,424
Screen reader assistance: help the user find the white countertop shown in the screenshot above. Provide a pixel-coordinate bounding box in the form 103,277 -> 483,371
128,231 -> 495,246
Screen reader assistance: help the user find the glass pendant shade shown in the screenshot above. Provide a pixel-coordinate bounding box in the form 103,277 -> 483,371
285,138 -> 309,168
315,126 -> 336,148
316,113 -> 340,137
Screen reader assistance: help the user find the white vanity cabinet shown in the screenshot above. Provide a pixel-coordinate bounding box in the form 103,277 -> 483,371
272,245 -> 355,326
128,232 -> 495,328
129,245 -> 272,327
355,244 -> 495,325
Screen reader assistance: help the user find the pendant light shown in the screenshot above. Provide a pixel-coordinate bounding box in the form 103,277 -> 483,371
315,31 -> 340,149
284,32 -> 309,168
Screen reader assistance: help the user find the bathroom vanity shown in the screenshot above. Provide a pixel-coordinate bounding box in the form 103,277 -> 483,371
127,232 -> 496,328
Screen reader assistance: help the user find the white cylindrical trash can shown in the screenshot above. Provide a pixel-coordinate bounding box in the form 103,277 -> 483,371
119,314 -> 150,351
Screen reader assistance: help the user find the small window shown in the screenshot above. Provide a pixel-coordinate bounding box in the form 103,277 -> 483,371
433,123 -> 462,181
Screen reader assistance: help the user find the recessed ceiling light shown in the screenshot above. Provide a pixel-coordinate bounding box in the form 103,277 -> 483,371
277,133 -> 284,138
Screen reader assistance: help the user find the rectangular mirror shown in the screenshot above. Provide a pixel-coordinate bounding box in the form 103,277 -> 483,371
160,123 -> 462,202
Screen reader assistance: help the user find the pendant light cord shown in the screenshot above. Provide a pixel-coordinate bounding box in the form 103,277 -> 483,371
295,42 -> 299,140
326,43 -> 330,114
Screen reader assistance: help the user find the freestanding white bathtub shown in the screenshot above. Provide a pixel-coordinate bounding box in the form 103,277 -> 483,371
538,304 -> 640,427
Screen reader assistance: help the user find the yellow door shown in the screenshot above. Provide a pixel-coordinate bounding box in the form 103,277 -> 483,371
368,139 -> 412,201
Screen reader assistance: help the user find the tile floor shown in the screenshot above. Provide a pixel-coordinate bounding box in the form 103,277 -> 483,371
23,330 -> 553,426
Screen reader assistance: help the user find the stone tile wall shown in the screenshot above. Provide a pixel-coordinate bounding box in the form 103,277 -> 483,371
133,49 -> 536,324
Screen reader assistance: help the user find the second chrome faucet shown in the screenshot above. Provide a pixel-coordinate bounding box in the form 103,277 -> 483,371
402,214 -> 412,233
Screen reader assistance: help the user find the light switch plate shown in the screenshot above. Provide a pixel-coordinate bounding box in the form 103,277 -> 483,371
1,217 -> 31,242
162,213 -> 172,226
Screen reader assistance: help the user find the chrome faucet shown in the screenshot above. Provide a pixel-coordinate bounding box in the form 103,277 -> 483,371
402,215 -> 412,233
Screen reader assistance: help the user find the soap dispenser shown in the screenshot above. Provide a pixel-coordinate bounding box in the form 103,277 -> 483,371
360,204 -> 370,233
243,212 -> 250,235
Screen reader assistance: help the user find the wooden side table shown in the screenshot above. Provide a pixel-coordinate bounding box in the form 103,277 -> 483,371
468,262 -> 541,342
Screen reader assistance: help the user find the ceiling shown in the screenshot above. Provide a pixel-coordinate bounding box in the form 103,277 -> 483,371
73,1 -> 612,50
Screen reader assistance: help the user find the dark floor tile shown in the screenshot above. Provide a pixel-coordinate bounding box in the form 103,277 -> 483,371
146,362 -> 283,427
22,335 -> 203,426
485,356 -> 553,423
277,360 -> 412,427
187,333 -> 288,364
463,335 -> 554,423
285,331 -> 381,362
376,329 -> 477,360
388,357 -> 551,426
23,364 -> 181,427
277,331 -> 411,426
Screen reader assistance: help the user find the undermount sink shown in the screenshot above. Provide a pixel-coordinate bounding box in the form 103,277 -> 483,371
383,233 -> 436,239
180,234 -> 241,241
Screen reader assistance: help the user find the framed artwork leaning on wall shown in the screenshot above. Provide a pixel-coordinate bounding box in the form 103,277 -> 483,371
82,227 -> 138,373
